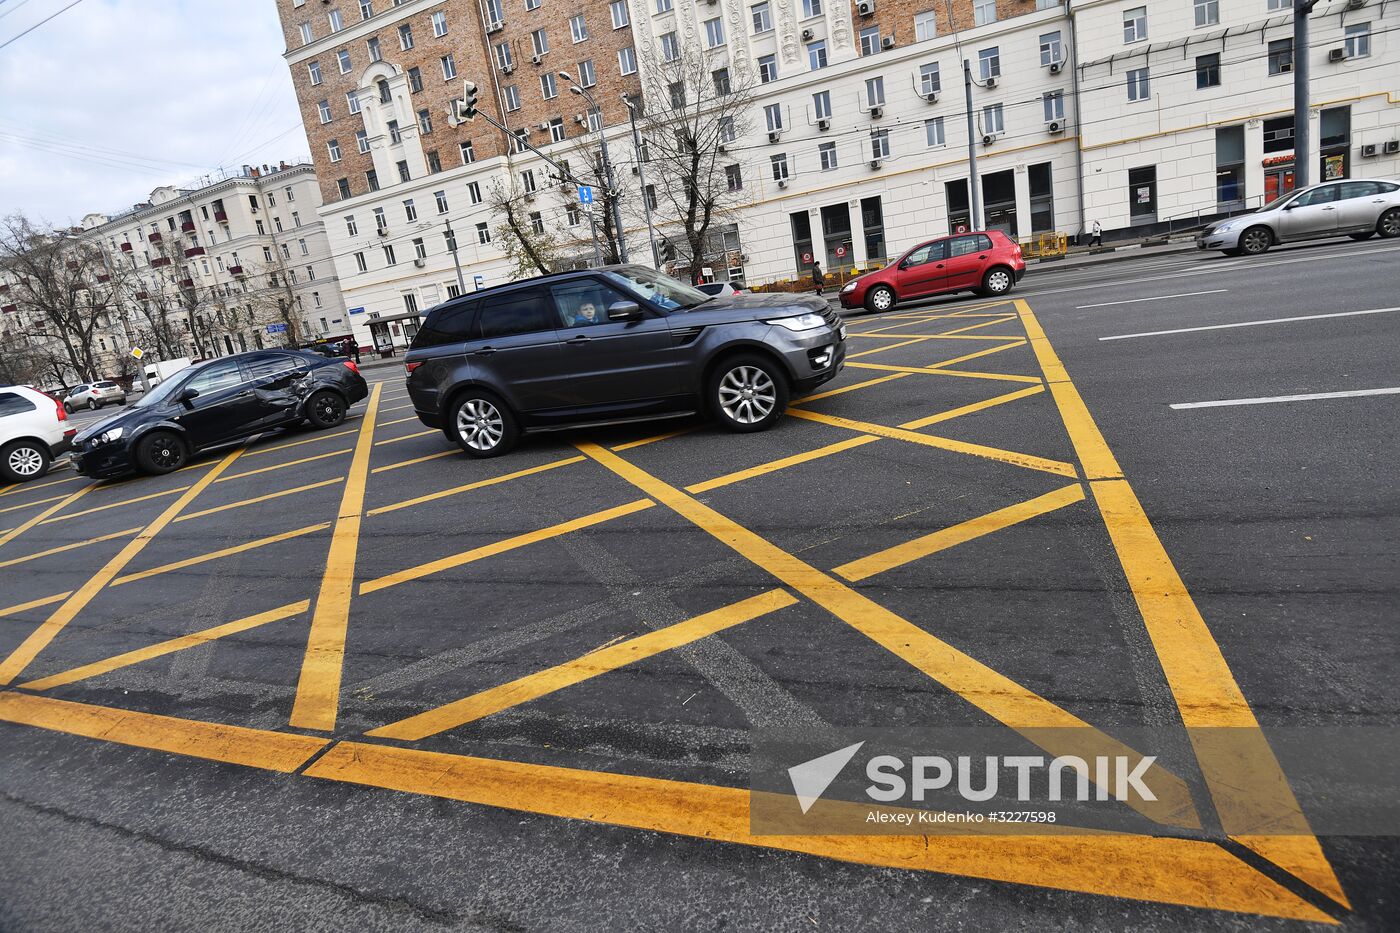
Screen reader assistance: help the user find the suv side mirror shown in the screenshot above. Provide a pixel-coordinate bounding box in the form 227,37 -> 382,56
177,386 -> 200,406
607,300 -> 641,321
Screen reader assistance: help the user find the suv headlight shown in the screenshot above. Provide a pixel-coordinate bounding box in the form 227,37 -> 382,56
766,312 -> 826,332
97,427 -> 124,444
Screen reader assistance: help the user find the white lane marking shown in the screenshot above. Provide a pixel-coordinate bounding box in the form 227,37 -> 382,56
1099,307 -> 1400,341
1171,387 -> 1400,410
1076,289 -> 1228,310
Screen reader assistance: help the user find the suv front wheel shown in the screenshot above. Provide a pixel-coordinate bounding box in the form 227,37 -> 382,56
448,389 -> 518,458
709,355 -> 789,433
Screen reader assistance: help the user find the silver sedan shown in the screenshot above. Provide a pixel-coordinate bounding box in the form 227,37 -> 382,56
1198,178 -> 1400,256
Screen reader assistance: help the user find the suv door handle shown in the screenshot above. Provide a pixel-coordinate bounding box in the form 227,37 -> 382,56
566,335 -> 593,344
473,346 -> 498,356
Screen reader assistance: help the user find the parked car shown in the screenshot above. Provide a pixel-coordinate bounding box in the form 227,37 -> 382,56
405,264 -> 846,458
0,384 -> 75,483
696,282 -> 747,298
1198,178 -> 1400,255
63,380 -> 127,412
72,350 -> 368,479
838,231 -> 1026,313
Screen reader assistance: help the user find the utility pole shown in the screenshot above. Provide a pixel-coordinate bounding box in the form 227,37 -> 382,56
443,218 -> 467,295
963,58 -> 983,230
1292,0 -> 1320,187
623,94 -> 660,269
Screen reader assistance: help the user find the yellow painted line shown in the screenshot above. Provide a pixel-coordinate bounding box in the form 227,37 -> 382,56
38,486 -> 187,526
686,438 -> 880,494
290,383 -> 382,732
1013,299 -> 1347,908
359,499 -> 654,595
0,472 -> 84,498
847,361 -> 1042,384
371,590 -> 800,739
176,478 -> 344,523
0,492 -> 73,514
112,524 -> 331,586
0,484 -> 95,549
0,446 -> 247,685
610,426 -> 697,451
575,442 -> 1194,828
243,428 -> 356,457
845,332 -> 1017,341
21,601 -> 311,691
901,385 -> 1045,430
847,337 -> 930,358
304,742 -> 1329,922
0,527 -> 141,570
377,402 -> 415,413
373,429 -> 434,447
371,449 -> 457,473
926,339 -> 1027,371
793,372 -> 910,403
934,314 -> 1021,337
0,691 -> 327,772
0,591 -> 70,618
377,415 -> 420,428
368,456 -> 586,516
786,408 -> 1076,477
836,484 -> 1086,581
218,448 -> 350,481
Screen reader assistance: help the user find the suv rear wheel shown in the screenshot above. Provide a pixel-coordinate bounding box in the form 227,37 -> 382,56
448,389 -> 518,458
709,355 -> 789,433
1,439 -> 50,483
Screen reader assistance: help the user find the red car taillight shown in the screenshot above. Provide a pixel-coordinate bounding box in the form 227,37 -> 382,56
405,361 -> 423,375
53,397 -> 66,422
342,360 -> 360,375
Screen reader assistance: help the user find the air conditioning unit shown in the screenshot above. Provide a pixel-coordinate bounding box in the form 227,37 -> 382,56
574,113 -> 588,124
880,36 -> 895,50
801,28 -> 814,41
1360,143 -> 1378,157
869,158 -> 883,169
985,76 -> 998,88
816,117 -> 830,130
857,0 -> 875,16
923,91 -> 939,103
1329,48 -> 1346,62
1049,60 -> 1063,74
631,165 -> 640,175
538,121 -> 552,132
1385,140 -> 1400,154
414,258 -> 427,268
718,144 -> 729,154
486,20 -> 504,33
532,54 -> 543,65
377,228 -> 389,236
1046,120 -> 1063,134
869,105 -> 883,118
1346,0 -> 1365,9
982,133 -> 996,146
768,130 -> 781,143
777,178 -> 788,189
502,63 -> 516,74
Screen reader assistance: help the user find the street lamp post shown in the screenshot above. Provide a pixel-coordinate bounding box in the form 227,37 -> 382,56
443,218 -> 468,294
561,73 -> 628,263
622,94 -> 660,269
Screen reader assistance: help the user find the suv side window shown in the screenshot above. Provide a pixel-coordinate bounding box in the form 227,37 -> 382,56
413,299 -> 480,348
0,391 -> 37,416
184,360 -> 244,395
550,279 -> 635,327
476,289 -> 556,339
948,234 -> 989,257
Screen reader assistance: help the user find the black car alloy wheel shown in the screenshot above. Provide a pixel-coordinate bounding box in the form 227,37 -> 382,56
307,390 -> 347,428
136,431 -> 187,475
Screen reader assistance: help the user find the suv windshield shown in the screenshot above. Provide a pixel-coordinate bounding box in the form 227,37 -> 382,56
603,267 -> 711,311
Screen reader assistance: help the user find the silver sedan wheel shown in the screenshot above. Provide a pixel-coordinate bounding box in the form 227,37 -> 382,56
1241,227 -> 1272,254
718,365 -> 777,425
456,398 -> 505,451
1379,209 -> 1400,238
8,445 -> 44,477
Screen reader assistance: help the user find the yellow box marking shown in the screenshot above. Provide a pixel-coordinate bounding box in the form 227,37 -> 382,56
609,426 -> 698,451
0,484 -> 95,548
218,448 -> 350,482
901,385 -> 1045,430
0,492 -> 74,515
373,429 -> 434,447
793,372 -> 910,403
176,478 -> 344,523
0,527 -> 142,570
0,473 -> 85,498
368,456 -> 586,516
37,486 -> 187,526
111,524 -> 330,587
372,449 -> 458,473
243,428 -> 356,458
686,438 -> 880,494
927,339 -> 1028,371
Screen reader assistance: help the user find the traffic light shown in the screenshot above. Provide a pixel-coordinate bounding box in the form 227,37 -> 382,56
450,80 -> 478,124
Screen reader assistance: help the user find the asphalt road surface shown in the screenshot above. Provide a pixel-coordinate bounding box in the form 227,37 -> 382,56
1,236 -> 1397,931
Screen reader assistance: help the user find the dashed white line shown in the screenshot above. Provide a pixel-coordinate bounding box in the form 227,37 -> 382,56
1099,307 -> 1400,341
1077,290 -> 1227,310
1170,387 -> 1400,410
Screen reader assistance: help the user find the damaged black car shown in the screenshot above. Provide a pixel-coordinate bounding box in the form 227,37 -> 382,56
72,350 -> 369,479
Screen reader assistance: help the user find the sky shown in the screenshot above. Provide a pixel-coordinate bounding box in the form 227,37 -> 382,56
0,0 -> 308,228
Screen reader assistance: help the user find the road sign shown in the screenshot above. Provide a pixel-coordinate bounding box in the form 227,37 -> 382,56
579,186 -> 594,204
266,323 -> 288,334
130,347 -> 144,360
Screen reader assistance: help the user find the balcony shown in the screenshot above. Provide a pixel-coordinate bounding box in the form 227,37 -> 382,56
147,231 -> 162,242
179,278 -> 195,289
151,257 -> 171,267
1,304 -> 16,314
181,220 -> 196,232
213,210 -> 228,222
120,242 -> 133,252
185,246 -> 206,257
227,265 -> 245,276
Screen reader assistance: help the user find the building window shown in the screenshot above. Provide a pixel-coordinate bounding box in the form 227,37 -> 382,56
367,169 -> 379,191
870,128 -> 890,160
347,90 -> 361,113
299,237 -> 309,256
764,102 -> 783,132
865,75 -> 885,108
619,46 -> 636,75
383,244 -> 397,265
610,0 -> 629,28
808,40 -> 826,70
378,79 -> 392,103
476,222 -> 491,245
396,160 -> 410,183
704,17 -> 725,48
525,0 -> 539,9
514,128 -> 530,151
541,72 -> 557,99
1196,53 -> 1220,89
1262,115 -> 1294,153
413,238 -> 427,261
337,178 -> 352,199
318,99 -> 332,123
812,89 -> 831,120
356,130 -> 369,153
1039,31 -> 1061,66
337,50 -> 352,74
408,66 -> 423,92
398,23 -> 414,50
1268,38 -> 1292,75
914,10 -> 936,42
656,0 -> 671,11
713,67 -> 731,96
726,164 -> 743,191
328,139 -> 342,161
1193,0 -> 1218,28
345,215 -> 358,236
367,37 -> 382,61
751,2 -> 771,34
308,61 -> 322,85
504,84 -> 521,110
359,0 -> 373,20
924,116 -> 945,147
973,0 -> 995,26
355,251 -> 367,272
859,26 -> 880,56
1266,0 -> 1289,8
981,103 -> 1004,134
1216,125 -> 1246,208
549,118 -> 565,142
441,54 -> 456,79
770,153 -> 790,182
373,207 -> 388,231
1345,23 -> 1370,58
1126,67 -> 1149,101
1123,7 -> 1146,43
758,54 -> 777,83
388,119 -> 402,143
300,22 -> 313,45
532,28 -> 549,55
1043,91 -> 1064,122
819,141 -> 838,170
919,63 -> 940,96
578,59 -> 595,86
660,31 -> 679,61
522,169 -> 537,193
1029,161 -> 1055,232
495,40 -> 513,69
418,108 -> 433,134
566,203 -> 581,225
979,47 -> 999,80
468,181 -> 483,204
403,199 -> 418,222
802,0 -> 821,16
570,14 -> 588,42
460,141 -> 476,164
432,11 -> 448,36
328,9 -> 343,31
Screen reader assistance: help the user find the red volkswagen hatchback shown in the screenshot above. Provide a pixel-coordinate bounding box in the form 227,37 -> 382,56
838,230 -> 1026,313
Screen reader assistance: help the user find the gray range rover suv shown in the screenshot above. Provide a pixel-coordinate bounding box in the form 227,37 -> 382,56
404,265 -> 846,457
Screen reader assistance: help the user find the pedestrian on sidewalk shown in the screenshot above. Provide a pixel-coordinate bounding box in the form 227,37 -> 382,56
812,260 -> 825,296
1090,219 -> 1103,247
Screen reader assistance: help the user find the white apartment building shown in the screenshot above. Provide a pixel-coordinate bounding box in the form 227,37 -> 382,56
284,0 -> 1398,351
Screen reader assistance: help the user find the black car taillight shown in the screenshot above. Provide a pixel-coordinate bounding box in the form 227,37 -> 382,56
405,361 -> 423,375
343,360 -> 360,375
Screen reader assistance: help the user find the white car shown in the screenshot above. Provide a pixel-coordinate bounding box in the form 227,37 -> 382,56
696,281 -> 747,298
0,385 -> 76,482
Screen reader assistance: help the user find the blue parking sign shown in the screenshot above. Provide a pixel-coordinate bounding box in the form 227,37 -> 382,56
579,186 -> 594,204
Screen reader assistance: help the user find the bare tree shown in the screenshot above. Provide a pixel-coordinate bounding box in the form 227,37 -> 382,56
488,175 -> 563,277
632,45 -> 755,281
